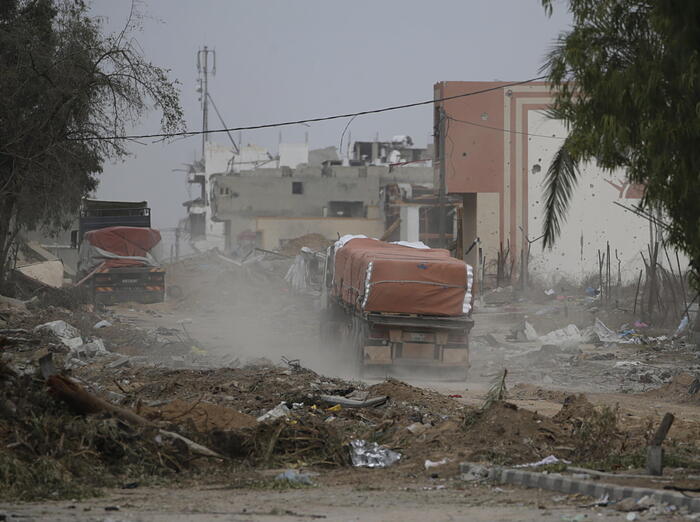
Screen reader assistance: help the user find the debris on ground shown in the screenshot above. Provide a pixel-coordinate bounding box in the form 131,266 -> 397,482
275,469 -> 315,486
350,440 -> 401,468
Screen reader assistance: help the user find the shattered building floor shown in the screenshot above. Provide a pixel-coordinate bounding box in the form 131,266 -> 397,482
2,252 -> 700,521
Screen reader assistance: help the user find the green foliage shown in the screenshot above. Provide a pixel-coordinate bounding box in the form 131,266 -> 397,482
0,0 -> 184,282
540,0 -> 700,284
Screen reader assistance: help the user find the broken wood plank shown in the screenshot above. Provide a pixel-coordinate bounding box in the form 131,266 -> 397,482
47,374 -> 224,459
650,412 -> 675,446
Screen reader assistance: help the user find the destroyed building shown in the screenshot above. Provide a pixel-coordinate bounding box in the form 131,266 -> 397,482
205,139 -> 458,253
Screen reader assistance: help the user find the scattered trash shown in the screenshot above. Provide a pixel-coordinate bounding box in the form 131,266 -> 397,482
539,324 -> 581,347
593,318 -> 641,344
93,320 -> 112,329
544,288 -> 556,296
406,422 -> 430,435
349,439 -> 401,468
34,320 -> 82,348
257,401 -> 291,422
508,321 -> 538,342
514,455 -> 570,468
424,458 -> 448,470
448,394 -> 463,398
674,315 -> 689,337
274,469 -> 315,486
585,286 -> 599,297
460,462 -> 490,482
318,394 -> 388,409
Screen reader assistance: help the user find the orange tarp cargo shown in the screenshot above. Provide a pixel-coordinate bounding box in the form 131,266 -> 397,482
82,226 -> 161,269
332,238 -> 471,316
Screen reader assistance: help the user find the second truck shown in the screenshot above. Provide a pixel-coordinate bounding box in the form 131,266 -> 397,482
320,235 -> 474,379
74,199 -> 166,305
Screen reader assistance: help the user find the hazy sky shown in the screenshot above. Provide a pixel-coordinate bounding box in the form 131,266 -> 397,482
89,0 -> 571,228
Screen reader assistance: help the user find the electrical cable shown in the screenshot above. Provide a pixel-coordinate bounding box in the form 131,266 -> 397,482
446,115 -> 565,140
67,75 -> 547,142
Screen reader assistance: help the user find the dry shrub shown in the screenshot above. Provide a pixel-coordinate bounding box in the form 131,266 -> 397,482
210,416 -> 349,467
0,364 -> 200,501
570,404 -> 627,463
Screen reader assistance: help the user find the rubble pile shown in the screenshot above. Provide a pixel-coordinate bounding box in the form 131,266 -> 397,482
3,272 -> 700,503
278,233 -> 333,257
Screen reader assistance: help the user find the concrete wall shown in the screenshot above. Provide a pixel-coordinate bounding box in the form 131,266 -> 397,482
212,166 -> 380,219
526,110 -> 652,284
255,217 -> 385,250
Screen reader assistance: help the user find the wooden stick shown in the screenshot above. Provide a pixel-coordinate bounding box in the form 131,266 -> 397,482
633,269 -> 643,316
650,413 -> 675,446
47,375 -> 223,458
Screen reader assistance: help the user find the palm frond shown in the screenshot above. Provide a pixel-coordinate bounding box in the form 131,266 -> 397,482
481,368 -> 508,410
542,140 -> 580,249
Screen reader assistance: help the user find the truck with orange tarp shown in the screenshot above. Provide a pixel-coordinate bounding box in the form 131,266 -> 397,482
74,200 -> 165,305
320,235 -> 474,379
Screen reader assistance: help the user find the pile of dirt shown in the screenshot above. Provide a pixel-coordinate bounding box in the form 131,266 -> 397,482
510,383 -> 569,403
278,233 -> 333,256
643,372 -> 700,403
368,378 -> 462,415
552,394 -> 596,423
460,401 -> 568,464
142,399 -> 258,432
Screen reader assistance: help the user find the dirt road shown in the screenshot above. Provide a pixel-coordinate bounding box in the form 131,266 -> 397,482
0,475 -> 669,521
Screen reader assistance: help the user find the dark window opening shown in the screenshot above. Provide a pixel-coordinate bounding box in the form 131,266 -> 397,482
328,201 -> 365,218
292,181 -> 304,194
189,214 -> 206,239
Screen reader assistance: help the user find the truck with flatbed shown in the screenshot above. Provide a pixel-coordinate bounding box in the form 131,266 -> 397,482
320,235 -> 474,379
74,199 -> 165,305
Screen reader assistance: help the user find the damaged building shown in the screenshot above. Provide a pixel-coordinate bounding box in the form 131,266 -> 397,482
203,138 -> 458,254
434,80 -> 665,286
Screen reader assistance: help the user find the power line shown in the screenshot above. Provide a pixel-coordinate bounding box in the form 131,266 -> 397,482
446,115 -> 566,140
68,75 -> 548,142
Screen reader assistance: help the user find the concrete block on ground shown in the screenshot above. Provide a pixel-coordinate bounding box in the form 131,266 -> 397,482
463,463 -> 700,513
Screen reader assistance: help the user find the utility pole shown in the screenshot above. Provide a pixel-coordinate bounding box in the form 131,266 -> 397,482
197,46 -> 216,161
437,107 -> 447,249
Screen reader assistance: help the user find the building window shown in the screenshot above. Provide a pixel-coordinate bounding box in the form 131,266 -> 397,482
292,181 -> 303,195
328,201 -> 365,218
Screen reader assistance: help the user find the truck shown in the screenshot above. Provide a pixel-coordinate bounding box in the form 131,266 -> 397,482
74,199 -> 165,305
320,235 -> 474,379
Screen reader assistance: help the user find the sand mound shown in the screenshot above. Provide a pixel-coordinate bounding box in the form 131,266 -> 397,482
510,383 -> 569,403
643,373 -> 700,403
369,378 -> 461,414
553,394 -> 596,423
144,399 -> 258,432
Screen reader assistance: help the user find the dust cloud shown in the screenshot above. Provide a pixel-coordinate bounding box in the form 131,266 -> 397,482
161,254 -> 357,379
